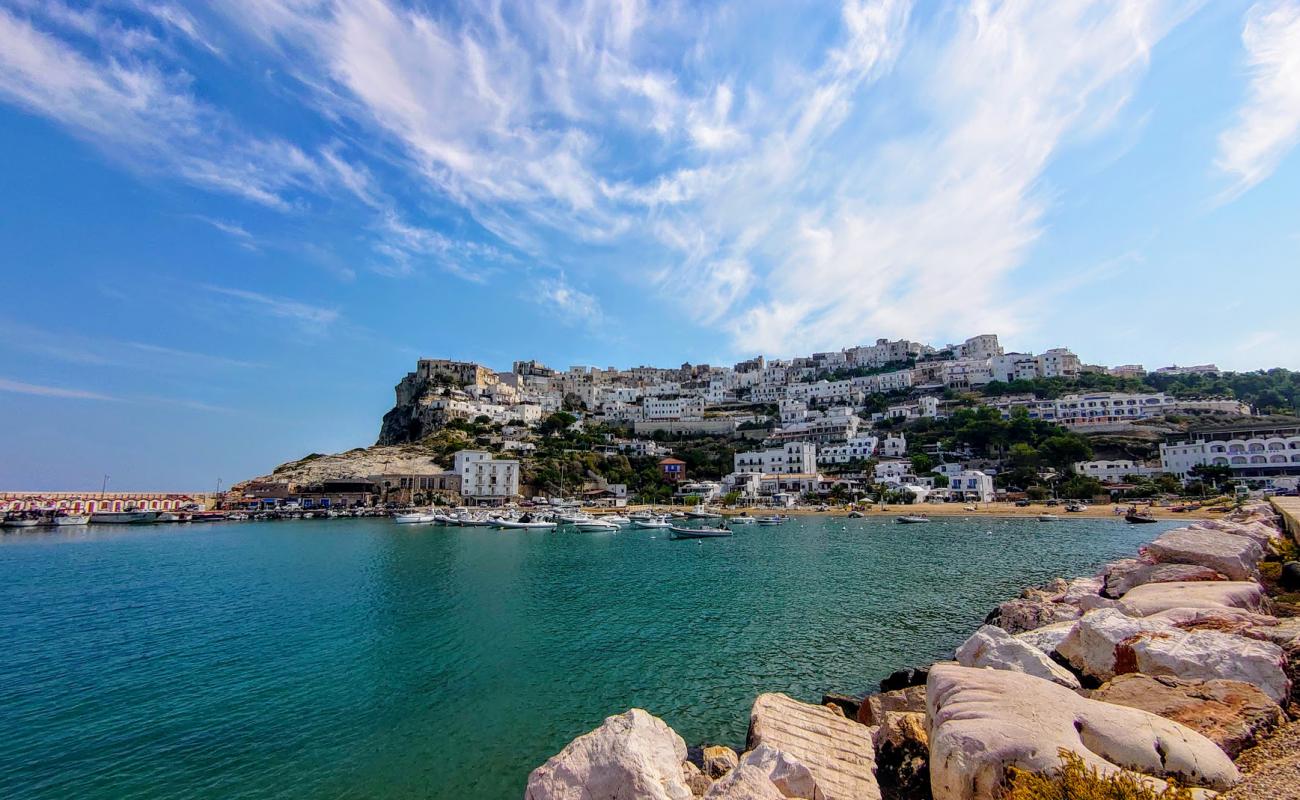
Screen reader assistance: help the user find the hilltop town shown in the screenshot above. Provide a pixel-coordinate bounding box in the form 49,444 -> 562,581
234,334 -> 1300,509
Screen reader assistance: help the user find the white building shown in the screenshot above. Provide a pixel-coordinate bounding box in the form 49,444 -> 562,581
874,460 -> 914,484
959,334 -> 1003,361
949,470 -> 995,502
990,353 -> 1040,383
643,395 -> 705,420
1037,348 -> 1081,379
817,435 -> 879,465
453,450 -> 520,503
1073,460 -> 1157,484
1160,423 -> 1300,480
734,442 -> 817,475
881,434 -> 907,458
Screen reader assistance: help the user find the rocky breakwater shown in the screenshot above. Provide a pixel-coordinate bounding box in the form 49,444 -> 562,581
524,503 -> 1300,799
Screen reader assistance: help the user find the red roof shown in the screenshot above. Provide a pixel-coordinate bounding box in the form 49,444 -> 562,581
658,458 -> 686,465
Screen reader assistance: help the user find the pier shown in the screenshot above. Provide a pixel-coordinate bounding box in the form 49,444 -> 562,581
1270,496 -> 1300,544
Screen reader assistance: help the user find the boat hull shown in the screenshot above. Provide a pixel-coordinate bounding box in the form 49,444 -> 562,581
89,512 -> 161,524
668,525 -> 732,539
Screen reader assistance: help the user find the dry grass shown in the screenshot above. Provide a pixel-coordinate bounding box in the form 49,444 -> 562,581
1005,751 -> 1195,800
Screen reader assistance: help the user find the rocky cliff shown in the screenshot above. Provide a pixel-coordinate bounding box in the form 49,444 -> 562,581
377,368 -> 453,445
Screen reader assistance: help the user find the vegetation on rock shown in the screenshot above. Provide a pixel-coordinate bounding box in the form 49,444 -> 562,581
1006,751 -> 1194,800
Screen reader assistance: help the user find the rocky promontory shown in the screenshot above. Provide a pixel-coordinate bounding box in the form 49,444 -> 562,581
525,502 -> 1300,799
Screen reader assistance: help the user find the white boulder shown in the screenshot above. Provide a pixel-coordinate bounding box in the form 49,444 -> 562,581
1057,609 -> 1174,681
748,693 -> 879,800
703,765 -> 785,800
736,745 -> 822,799
926,664 -> 1239,800
1013,620 -> 1077,657
1118,580 -> 1268,616
526,708 -> 693,800
955,625 -> 1080,689
1143,528 -> 1263,581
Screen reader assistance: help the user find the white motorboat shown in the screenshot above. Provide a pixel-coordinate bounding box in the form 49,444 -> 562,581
89,510 -> 161,524
727,514 -> 756,524
574,520 -> 619,532
685,508 -> 723,519
393,512 -> 436,524
496,519 -> 558,530
601,515 -> 632,525
556,513 -> 593,525
1037,514 -> 1059,522
895,515 -> 930,524
668,525 -> 732,539
756,515 -> 787,526
52,514 -> 90,526
3,515 -> 41,528
156,511 -> 192,523
632,517 -> 671,529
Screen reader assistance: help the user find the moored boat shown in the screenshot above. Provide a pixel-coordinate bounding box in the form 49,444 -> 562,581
895,515 -> 930,524
755,515 -> 787,526
52,513 -> 90,526
393,512 -> 437,524
727,514 -> 756,524
1037,513 -> 1059,522
685,508 -> 723,519
631,517 -> 671,529
1125,512 -> 1158,524
496,520 -> 558,530
668,525 -> 733,539
89,510 -> 162,524
3,514 -> 41,528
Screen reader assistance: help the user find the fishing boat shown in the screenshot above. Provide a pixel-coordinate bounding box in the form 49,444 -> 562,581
632,517 -> 671,529
1125,512 -> 1159,524
156,511 -> 192,523
895,515 -> 930,524
668,525 -> 733,539
727,514 -> 756,524
575,519 -> 620,532
89,510 -> 162,524
1037,513 -> 1059,522
756,515 -> 787,526
52,513 -> 90,526
2,514 -> 41,528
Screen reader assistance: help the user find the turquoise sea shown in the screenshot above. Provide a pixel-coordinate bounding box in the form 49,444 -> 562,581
0,516 -> 1174,799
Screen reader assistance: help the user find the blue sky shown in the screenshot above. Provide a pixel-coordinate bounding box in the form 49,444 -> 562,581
1,0 -> 1299,491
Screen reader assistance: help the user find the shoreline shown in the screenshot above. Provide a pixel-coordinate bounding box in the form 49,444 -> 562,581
612,501 -> 1224,521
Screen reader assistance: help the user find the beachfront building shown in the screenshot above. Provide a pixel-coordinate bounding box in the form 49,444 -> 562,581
874,460 -> 915,485
1160,422 -> 1300,482
658,457 -> 686,483
817,435 -> 880,465
454,450 -> 520,504
1072,460 -> 1158,484
734,442 -> 817,475
949,470 -> 995,502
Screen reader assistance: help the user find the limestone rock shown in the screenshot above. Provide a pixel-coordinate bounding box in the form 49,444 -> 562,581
739,745 -> 822,800
872,712 -> 928,800
747,693 -> 880,800
1060,576 -> 1104,607
1101,559 -> 1227,598
983,597 -> 1080,634
702,765 -> 785,800
955,624 -> 1080,689
1118,580 -> 1268,616
683,761 -> 713,797
1143,528 -> 1264,581
926,664 -> 1239,800
703,745 -> 740,779
1012,620 -> 1077,657
857,685 -> 927,726
1091,673 -> 1285,758
820,693 -> 860,720
525,708 -> 693,800
1057,608 -> 1175,682
1125,627 -> 1291,705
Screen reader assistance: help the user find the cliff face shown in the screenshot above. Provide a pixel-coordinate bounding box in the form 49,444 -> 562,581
377,370 -> 449,445
234,445 -> 445,489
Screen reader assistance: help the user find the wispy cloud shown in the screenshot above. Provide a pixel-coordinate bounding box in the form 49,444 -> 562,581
203,285 -> 340,331
0,377 -> 119,401
192,215 -> 259,249
1216,0 -> 1300,199
531,274 -> 604,328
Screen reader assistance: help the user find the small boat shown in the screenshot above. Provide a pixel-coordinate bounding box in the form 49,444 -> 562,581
632,517 -> 671,529
2,515 -> 41,528
393,512 -> 436,524
601,515 -> 632,526
52,514 -> 90,526
1065,502 -> 1086,513
1037,514 -> 1059,522
962,505 -> 977,512
756,515 -> 787,526
496,519 -> 558,530
847,510 -> 865,518
574,520 -> 619,532
1125,513 -> 1159,524
685,508 -> 723,519
89,510 -> 162,524
156,511 -> 192,523
895,515 -> 930,524
668,525 -> 733,539
727,514 -> 756,524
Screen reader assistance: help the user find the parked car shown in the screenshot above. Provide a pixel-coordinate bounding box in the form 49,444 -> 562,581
1014,499 -> 1031,507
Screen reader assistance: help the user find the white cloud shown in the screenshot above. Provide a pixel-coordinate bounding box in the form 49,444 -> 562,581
0,377 -> 119,401
532,275 -> 604,327
1216,0 -> 1300,198
203,285 -> 339,330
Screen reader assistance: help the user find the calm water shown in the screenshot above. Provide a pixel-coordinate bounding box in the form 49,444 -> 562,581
0,516 -> 1173,799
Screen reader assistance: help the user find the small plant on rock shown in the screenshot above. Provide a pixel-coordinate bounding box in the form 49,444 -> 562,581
1005,750 -> 1194,800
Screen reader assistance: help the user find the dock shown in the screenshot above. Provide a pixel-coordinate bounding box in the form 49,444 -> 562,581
1270,496 -> 1300,544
